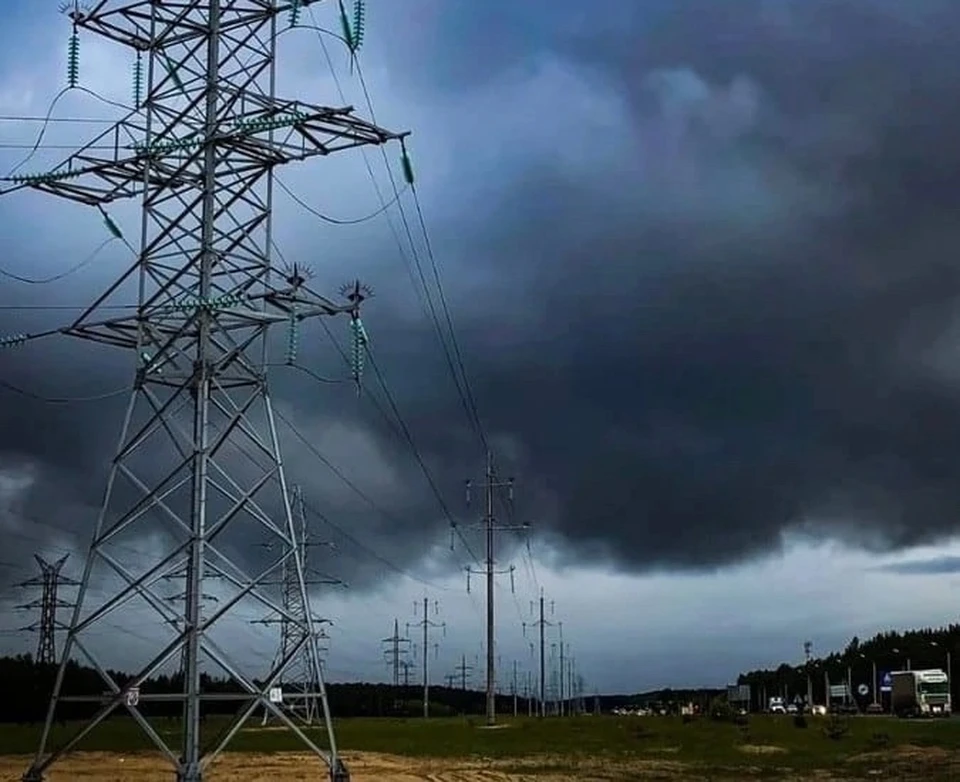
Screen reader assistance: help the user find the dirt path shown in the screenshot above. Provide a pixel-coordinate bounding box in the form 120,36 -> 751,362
0,751 -> 692,781
3,747 -> 956,781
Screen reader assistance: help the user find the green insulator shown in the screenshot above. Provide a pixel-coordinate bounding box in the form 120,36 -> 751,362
102,213 -> 123,239
67,34 -> 80,88
286,311 -> 299,364
400,144 -> 414,185
339,1 -> 354,50
132,53 -> 143,109
352,0 -> 366,50
350,317 -> 368,383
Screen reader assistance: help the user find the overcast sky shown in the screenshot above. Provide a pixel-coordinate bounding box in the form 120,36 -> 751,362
2,0 -> 960,697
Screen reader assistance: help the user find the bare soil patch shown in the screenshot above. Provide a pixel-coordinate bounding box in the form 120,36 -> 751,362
0,752 -> 706,781
1,746 -> 958,781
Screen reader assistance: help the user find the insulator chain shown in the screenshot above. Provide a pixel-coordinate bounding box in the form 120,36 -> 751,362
339,0 -> 366,53
286,307 -> 299,364
352,0 -> 366,50
132,52 -> 143,109
172,294 -> 246,313
0,334 -> 29,348
67,33 -> 80,88
289,0 -> 302,27
350,316 -> 368,389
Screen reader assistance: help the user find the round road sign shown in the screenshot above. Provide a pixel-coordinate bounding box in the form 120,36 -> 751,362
857,684 -> 869,697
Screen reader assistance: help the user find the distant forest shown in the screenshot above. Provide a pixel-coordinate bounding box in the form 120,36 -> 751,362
1,624 -> 957,722
737,625 -> 959,710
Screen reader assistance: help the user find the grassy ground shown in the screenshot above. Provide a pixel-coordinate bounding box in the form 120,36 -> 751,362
3,714 -> 960,778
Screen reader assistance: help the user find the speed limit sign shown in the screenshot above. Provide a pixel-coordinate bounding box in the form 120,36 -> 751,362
857,684 -> 869,697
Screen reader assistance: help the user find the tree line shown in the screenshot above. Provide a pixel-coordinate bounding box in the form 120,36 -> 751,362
736,624 -> 960,710
2,623 -> 956,723
0,654 -> 534,723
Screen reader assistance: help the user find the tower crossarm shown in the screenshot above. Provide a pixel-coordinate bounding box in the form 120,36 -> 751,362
1,103 -> 404,207
68,2 -> 309,50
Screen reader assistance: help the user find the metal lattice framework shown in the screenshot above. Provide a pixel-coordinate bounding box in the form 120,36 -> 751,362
253,483 -> 339,727
16,555 -> 79,666
4,3 -> 405,781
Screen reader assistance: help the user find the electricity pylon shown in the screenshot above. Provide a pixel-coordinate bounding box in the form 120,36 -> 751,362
464,452 -> 529,726
16,555 -> 79,665
408,597 -> 445,718
3,3 -> 405,781
382,619 -> 411,687
524,588 -> 555,717
252,484 -> 340,726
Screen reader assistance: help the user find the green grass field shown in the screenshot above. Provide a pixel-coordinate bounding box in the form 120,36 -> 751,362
2,713 -> 960,777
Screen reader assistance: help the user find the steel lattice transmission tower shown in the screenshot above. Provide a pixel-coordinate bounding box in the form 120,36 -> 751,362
16,555 -> 79,666
253,483 -> 339,727
5,3 -> 405,781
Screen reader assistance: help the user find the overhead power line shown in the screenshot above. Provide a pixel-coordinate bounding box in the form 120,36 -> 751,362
304,5 -> 490,457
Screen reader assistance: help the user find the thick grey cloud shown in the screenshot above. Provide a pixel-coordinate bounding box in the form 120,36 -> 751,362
3,0 -> 960,595
874,557 -> 960,576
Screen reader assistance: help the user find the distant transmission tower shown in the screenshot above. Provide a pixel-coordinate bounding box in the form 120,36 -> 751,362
464,452 -> 529,726
16,555 -> 79,665
4,3 -> 405,781
252,484 -> 341,726
408,597 -> 445,718
381,618 -> 411,687
454,654 -> 474,691
524,588 -> 555,718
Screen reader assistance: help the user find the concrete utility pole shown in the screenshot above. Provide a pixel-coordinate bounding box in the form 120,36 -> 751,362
382,619 -> 411,687
409,598 -> 444,718
16,555 -> 79,665
804,640 -> 814,708
512,660 -> 519,716
8,4 -> 406,781
525,671 -> 534,716
455,654 -> 474,690
465,452 -> 529,726
525,588 -> 555,717
558,624 -> 565,716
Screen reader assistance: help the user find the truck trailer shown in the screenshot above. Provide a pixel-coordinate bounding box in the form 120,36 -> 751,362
890,669 -> 951,718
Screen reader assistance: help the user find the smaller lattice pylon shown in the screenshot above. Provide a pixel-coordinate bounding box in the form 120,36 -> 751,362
16,555 -> 80,665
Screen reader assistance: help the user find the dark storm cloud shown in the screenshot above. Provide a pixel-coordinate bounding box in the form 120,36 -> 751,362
4,0 -> 960,590
364,0 -> 960,571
